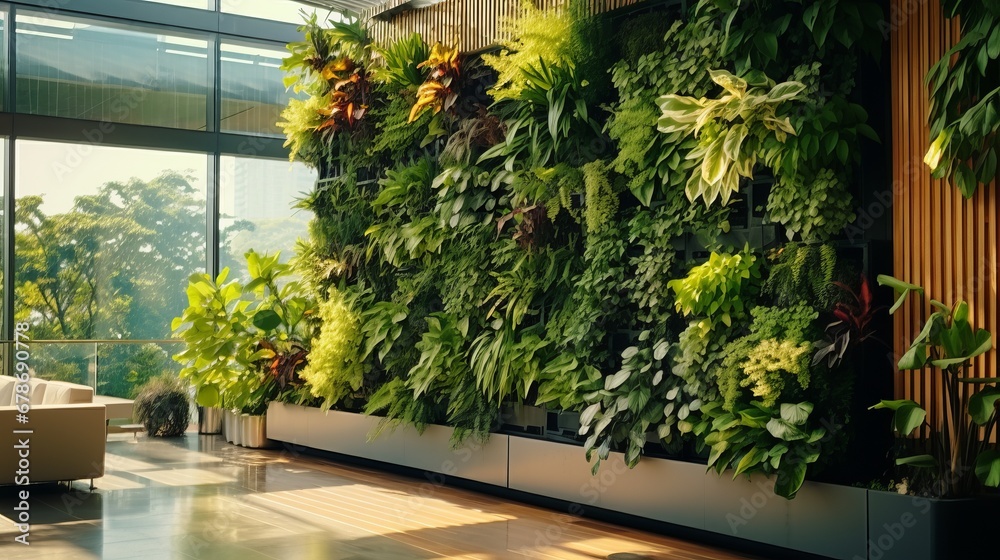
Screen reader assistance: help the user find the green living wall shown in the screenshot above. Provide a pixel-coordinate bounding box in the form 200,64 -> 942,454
184,0 -> 892,500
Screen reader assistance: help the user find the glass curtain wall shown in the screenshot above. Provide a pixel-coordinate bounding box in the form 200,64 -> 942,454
1,1 -> 316,396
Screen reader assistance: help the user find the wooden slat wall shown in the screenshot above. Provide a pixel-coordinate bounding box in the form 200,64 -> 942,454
363,0 -> 647,52
891,0 -> 999,436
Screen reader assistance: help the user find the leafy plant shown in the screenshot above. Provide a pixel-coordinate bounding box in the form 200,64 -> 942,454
767,168 -> 855,242
535,353 -> 602,411
657,69 -> 806,207
480,59 -> 606,171
762,243 -> 840,309
813,274 -> 880,369
172,251 -> 315,413
872,275 -> 998,497
668,249 -> 761,328
373,33 -> 430,90
580,332 -> 674,472
924,0 -> 1000,197
607,6 -> 723,206
298,287 -> 365,409
716,304 -> 818,410
698,399 -> 829,499
133,374 -> 191,438
409,43 -> 462,122
481,0 -> 598,102
279,16 -> 375,171
704,0 -> 884,78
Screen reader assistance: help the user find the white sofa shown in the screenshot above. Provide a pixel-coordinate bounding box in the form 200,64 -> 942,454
0,376 -> 106,486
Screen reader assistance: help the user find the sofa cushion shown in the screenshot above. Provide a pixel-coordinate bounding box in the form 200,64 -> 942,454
0,376 -> 15,407
42,380 -> 94,405
29,378 -> 48,405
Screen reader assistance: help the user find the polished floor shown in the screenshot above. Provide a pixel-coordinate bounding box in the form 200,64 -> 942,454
1,432 -> 761,559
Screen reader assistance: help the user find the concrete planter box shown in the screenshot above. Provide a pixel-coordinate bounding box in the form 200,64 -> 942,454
266,402 -> 509,487
506,436 -> 868,560
866,491 -> 999,560
266,403 -> 878,559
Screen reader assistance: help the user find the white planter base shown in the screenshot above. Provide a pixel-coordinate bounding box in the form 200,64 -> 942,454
266,402 -> 867,560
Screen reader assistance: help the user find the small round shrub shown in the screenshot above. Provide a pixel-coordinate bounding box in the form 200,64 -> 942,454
133,374 -> 191,437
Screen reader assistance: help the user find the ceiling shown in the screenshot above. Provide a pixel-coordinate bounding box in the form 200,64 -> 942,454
298,0 -> 389,14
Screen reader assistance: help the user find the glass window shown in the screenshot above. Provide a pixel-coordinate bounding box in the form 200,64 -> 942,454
15,12 -> 212,130
219,155 -> 315,281
221,0 -> 349,25
138,0 -> 213,9
221,41 -> 298,136
14,141 -> 208,341
0,12 -> 6,111
97,341 -> 184,398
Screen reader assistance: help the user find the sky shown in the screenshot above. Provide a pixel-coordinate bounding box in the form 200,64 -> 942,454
15,139 -> 209,215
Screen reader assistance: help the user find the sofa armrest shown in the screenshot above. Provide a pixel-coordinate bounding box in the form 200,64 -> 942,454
0,403 -> 106,485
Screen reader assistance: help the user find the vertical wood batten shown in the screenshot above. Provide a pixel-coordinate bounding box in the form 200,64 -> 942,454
364,0 -> 647,51
891,0 -> 999,436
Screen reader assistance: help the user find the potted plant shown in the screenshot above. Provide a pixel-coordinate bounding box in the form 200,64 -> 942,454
172,250 -> 316,447
866,275 -> 999,559
133,374 -> 192,438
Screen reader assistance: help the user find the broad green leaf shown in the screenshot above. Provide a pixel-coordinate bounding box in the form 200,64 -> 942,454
897,343 -> 928,370
779,402 -> 813,426
709,69 -> 747,97
722,124 -> 749,161
968,387 -> 1000,425
196,384 -> 220,408
774,462 -> 807,499
580,403 -> 600,428
932,329 -> 992,368
252,309 -> 282,331
877,275 -> 923,314
605,369 -> 631,390
734,447 -> 767,477
766,418 -> 807,441
701,136 -> 729,186
975,450 -> 1000,487
767,81 -> 806,102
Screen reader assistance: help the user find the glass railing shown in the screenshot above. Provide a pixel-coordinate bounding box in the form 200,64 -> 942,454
3,339 -> 184,399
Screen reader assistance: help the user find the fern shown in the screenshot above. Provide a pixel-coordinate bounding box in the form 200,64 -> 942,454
482,0 -> 598,102
763,243 -> 843,309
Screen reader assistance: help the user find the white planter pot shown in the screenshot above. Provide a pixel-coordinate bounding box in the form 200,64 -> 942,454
240,414 -> 268,448
223,409 -> 241,446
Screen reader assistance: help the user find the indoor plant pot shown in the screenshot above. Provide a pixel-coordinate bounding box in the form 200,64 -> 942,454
198,406 -> 223,434
866,491 -> 999,560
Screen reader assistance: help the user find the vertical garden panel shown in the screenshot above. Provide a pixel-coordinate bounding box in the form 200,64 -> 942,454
890,0 -> 998,436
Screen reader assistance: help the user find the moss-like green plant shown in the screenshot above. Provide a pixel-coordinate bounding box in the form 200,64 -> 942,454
298,287 -> 364,409
582,160 -> 618,235
715,303 -> 818,410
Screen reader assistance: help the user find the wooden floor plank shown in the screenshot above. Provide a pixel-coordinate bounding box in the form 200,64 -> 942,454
0,434 -> 762,560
